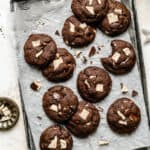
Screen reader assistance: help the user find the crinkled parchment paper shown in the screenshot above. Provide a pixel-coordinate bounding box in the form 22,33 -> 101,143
13,0 -> 150,149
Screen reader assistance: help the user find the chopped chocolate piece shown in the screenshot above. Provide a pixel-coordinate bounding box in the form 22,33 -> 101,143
89,46 -> 96,57
132,90 -> 138,97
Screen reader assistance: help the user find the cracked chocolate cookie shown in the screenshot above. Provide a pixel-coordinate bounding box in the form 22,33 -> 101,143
42,48 -> 76,82
62,16 -> 96,47
99,0 -> 131,36
0,97 -> 19,130
71,0 -> 108,23
66,101 -> 100,138
40,125 -> 73,150
77,66 -> 112,103
107,98 -> 141,134
24,34 -> 57,68
101,40 -> 136,75
43,86 -> 78,123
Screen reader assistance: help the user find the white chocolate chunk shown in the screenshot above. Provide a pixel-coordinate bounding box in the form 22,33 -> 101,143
3,110 -> 11,116
48,136 -> 58,149
112,52 -> 121,63
49,104 -> 58,112
107,13 -> 119,24
58,104 -> 61,110
75,50 -> 82,58
79,23 -> 87,29
35,50 -> 43,58
32,40 -> 41,47
53,57 -> 63,70
97,0 -> 101,4
114,9 -> 122,14
96,84 -> 104,92
84,80 -> 91,88
86,6 -> 95,15
60,139 -> 67,149
121,84 -> 128,93
0,104 -> 4,111
118,120 -> 127,125
56,53 -> 60,58
89,76 -> 96,79
89,0 -> 93,5
122,48 -> 131,56
53,92 -> 60,99
69,22 -> 75,32
86,122 -> 91,126
79,109 -> 89,120
99,140 -> 109,146
117,110 -> 126,120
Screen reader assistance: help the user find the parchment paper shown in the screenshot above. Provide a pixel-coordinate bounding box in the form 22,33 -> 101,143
13,0 -> 150,149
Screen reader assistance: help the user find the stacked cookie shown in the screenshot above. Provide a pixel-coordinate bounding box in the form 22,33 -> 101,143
23,0 -> 141,150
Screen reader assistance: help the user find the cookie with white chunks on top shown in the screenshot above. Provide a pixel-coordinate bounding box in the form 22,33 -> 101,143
101,40 -> 136,75
62,16 -> 96,47
40,125 -> 73,150
24,34 -> 57,68
71,0 -> 108,23
107,98 -> 141,134
42,48 -> 76,82
77,66 -> 112,103
99,0 -> 131,36
66,101 -> 100,138
43,85 -> 78,123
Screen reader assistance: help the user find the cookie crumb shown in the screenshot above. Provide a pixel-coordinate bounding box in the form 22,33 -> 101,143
132,90 -> 138,97
30,80 -> 41,91
90,61 -> 93,64
75,50 -> 82,58
120,83 -> 128,94
37,116 -> 42,120
89,46 -> 96,57
55,30 -> 60,36
98,139 -> 109,146
81,56 -> 87,64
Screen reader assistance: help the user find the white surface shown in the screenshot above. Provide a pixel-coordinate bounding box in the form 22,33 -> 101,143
136,0 -> 150,115
0,1 -> 28,150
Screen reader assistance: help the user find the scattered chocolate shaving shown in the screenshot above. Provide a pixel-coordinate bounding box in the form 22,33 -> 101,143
30,80 -> 41,91
76,50 -> 82,58
89,46 -> 96,57
120,83 -> 128,94
81,56 -> 87,64
55,30 -> 60,36
132,90 -> 138,97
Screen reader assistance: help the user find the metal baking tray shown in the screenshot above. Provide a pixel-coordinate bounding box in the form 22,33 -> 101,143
11,0 -> 150,150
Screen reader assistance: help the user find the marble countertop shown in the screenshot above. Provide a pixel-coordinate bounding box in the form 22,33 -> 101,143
0,0 -> 149,150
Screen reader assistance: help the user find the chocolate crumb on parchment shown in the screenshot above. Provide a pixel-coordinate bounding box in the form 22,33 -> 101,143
31,80 -> 41,91
132,90 -> 138,97
89,46 -> 96,57
55,30 -> 60,36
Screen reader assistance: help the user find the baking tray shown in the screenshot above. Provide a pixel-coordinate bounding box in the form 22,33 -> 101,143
12,0 -> 150,150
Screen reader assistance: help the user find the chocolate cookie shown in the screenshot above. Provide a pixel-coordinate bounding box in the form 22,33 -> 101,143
66,101 -> 100,138
42,48 -> 76,82
62,16 -> 96,47
40,125 -> 73,150
99,0 -> 131,36
107,98 -> 141,134
71,0 -> 108,23
101,40 -> 136,75
43,86 -> 78,123
77,66 -> 112,103
24,34 -> 57,68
